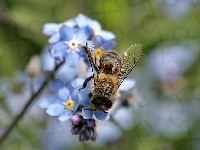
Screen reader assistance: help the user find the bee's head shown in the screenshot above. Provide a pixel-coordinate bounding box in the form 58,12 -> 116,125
99,51 -> 122,75
90,96 -> 112,111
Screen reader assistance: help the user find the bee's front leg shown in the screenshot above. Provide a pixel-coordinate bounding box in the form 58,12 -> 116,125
79,76 -> 93,90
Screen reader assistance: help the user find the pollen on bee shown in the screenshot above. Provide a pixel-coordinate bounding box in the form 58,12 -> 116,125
94,48 -> 103,59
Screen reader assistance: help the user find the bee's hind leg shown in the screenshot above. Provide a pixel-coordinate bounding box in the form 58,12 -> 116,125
79,76 -> 93,90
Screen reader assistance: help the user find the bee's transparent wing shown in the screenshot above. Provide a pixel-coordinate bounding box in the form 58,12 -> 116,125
119,44 -> 143,83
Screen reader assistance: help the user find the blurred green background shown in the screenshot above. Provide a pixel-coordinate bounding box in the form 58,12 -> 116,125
0,0 -> 200,149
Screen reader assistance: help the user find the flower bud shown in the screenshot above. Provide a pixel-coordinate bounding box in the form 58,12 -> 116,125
25,55 -> 41,77
71,114 -> 83,125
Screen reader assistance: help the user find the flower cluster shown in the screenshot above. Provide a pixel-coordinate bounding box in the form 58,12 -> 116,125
40,14 -> 136,142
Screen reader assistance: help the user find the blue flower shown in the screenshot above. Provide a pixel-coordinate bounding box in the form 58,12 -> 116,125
87,35 -> 116,50
75,14 -> 115,40
43,18 -> 76,44
49,25 -> 93,67
46,87 -> 79,122
39,79 -> 65,109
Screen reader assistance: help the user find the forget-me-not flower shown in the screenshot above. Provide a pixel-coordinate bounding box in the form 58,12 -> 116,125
49,25 -> 93,67
75,14 -> 115,40
43,18 -> 76,44
46,86 -> 79,122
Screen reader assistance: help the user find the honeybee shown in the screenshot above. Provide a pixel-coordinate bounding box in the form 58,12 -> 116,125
81,40 -> 142,111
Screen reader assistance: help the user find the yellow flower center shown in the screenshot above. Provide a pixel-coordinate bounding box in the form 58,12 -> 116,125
94,48 -> 103,59
65,99 -> 74,110
93,27 -> 99,35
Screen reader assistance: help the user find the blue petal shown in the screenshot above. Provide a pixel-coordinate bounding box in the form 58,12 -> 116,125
89,20 -> 101,29
55,62 -> 77,83
49,42 -> 68,61
90,35 -> 103,48
71,86 -> 80,101
70,78 -> 85,88
50,79 -> 65,92
76,26 -> 93,42
59,25 -> 73,41
95,110 -> 110,121
43,23 -> 59,35
71,87 -> 80,112
58,111 -> 73,122
46,103 -> 65,116
63,18 -> 76,27
48,32 -> 60,44
82,107 -> 93,119
99,30 -> 116,40
75,14 -> 89,27
78,84 -> 91,106
58,87 -> 70,101
65,50 -> 80,67
102,39 -> 116,50
39,94 -> 58,109
40,47 -> 55,71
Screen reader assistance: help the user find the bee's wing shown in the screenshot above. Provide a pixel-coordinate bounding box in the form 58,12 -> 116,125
119,44 -> 143,83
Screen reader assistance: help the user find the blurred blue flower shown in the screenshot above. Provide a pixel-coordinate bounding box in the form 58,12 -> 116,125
119,79 -> 136,91
49,25 -> 93,67
75,14 -> 115,40
46,87 -> 79,122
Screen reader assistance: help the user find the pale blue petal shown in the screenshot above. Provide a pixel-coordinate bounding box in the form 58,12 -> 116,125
65,50 -> 80,68
78,89 -> 90,106
82,107 -> 93,119
95,110 -> 110,121
49,42 -> 68,61
63,18 -> 76,27
71,87 -> 80,112
59,25 -> 73,41
70,78 -> 85,88
76,26 -> 93,42
75,14 -> 89,27
39,94 -> 58,109
58,111 -> 73,122
55,62 -> 77,83
71,87 -> 80,101
99,30 -> 115,40
46,103 -> 65,116
48,32 -> 60,44
40,47 -> 55,72
90,20 -> 101,29
50,79 -> 65,92
119,79 -> 136,91
58,87 -> 70,101
90,35 -> 103,48
43,23 -> 59,35
78,81 -> 91,106
102,39 -> 116,50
